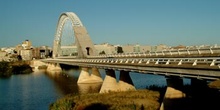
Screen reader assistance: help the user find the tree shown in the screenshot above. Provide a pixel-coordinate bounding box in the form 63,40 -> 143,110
17,55 -> 22,61
99,50 -> 106,55
117,46 -> 123,53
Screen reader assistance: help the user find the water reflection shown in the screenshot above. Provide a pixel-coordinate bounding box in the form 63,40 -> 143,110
45,69 -> 102,95
45,71 -> 79,95
0,71 -> 61,110
0,68 -> 172,110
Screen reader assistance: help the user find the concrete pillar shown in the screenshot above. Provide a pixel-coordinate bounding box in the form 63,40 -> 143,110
191,78 -> 207,90
99,69 -> 118,93
90,67 -> 103,83
118,70 -> 136,91
77,67 -> 103,84
191,78 -> 208,109
77,67 -> 90,83
46,63 -> 62,72
100,70 -> 136,93
160,76 -> 186,110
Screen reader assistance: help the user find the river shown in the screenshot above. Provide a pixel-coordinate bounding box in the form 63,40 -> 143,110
0,68 -> 190,110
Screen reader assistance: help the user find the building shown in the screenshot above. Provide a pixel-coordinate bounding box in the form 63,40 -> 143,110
32,46 -> 52,59
94,43 -> 116,55
122,44 -> 165,53
20,49 -> 33,60
40,46 -> 52,58
22,40 -> 32,49
93,43 -> 169,55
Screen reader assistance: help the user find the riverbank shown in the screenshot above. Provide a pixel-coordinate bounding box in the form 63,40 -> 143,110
0,61 -> 33,78
49,80 -> 220,110
49,89 -> 161,110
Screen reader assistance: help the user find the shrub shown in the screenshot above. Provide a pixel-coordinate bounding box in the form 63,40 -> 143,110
0,61 -> 12,77
50,90 -> 160,110
12,63 -> 33,74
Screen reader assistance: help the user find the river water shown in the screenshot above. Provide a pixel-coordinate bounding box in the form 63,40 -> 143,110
0,69 -> 190,110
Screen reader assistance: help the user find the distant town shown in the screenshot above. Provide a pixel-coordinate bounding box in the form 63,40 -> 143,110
0,39 -> 218,62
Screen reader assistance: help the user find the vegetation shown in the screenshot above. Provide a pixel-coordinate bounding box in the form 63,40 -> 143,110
11,61 -> 33,74
146,85 -> 167,104
0,61 -> 12,77
50,82 -> 220,110
117,46 -> 123,53
38,65 -> 48,70
49,89 -> 160,110
0,61 -> 33,78
99,50 -> 106,55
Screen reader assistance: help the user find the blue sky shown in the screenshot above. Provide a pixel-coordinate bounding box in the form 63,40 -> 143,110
0,0 -> 220,47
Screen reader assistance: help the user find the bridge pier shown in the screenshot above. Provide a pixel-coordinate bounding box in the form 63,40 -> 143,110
77,83 -> 102,94
99,69 -> 118,93
46,63 -> 62,72
191,78 -> 207,91
77,67 -> 103,84
99,69 -> 135,93
118,70 -> 136,91
160,76 -> 186,110
190,78 -> 208,109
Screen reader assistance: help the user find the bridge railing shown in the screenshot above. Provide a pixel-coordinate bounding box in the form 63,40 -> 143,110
88,47 -> 220,58
62,57 -> 220,69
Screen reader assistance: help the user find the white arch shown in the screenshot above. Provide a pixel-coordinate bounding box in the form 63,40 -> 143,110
55,12 -> 83,41
53,12 -> 96,58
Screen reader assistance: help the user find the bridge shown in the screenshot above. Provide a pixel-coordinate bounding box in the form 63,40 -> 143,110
41,12 -> 220,110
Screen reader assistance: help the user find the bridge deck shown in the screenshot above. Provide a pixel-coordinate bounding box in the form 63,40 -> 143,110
42,56 -> 220,80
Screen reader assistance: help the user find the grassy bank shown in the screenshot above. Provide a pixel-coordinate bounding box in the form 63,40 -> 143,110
49,89 -> 161,110
49,81 -> 220,110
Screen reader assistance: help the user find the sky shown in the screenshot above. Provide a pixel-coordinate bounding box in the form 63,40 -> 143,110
0,0 -> 220,47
